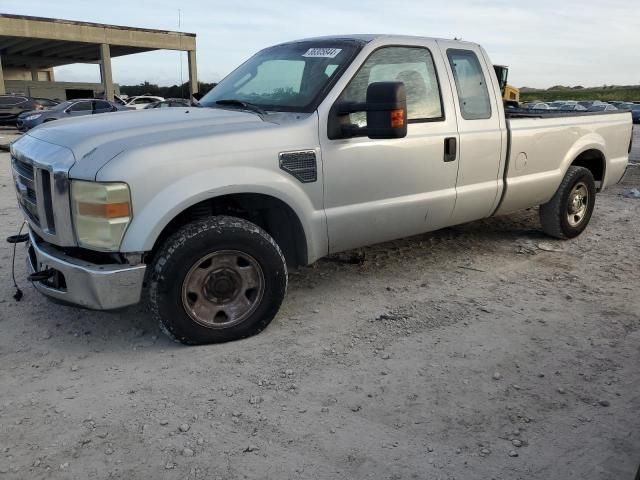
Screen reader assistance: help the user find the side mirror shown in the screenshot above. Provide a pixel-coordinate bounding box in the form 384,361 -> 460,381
365,82 -> 407,139
328,81 -> 408,140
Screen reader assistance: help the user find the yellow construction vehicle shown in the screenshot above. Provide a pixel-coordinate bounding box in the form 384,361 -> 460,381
493,64 -> 520,108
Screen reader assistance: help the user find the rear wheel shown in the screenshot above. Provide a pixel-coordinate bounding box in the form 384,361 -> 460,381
149,216 -> 287,345
539,166 -> 596,239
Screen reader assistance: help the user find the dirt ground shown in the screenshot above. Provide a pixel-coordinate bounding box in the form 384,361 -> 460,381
0,127 -> 639,480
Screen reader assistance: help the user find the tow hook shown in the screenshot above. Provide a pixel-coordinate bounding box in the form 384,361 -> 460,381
27,269 -> 56,282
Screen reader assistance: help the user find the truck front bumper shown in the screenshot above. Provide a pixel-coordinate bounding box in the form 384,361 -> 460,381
27,231 -> 146,310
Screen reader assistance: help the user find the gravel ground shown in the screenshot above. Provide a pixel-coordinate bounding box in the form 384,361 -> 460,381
0,127 -> 639,480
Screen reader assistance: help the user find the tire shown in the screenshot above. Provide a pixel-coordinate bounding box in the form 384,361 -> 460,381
149,216 -> 287,345
539,166 -> 596,239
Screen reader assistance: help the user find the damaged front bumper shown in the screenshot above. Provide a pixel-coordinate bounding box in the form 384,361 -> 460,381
27,230 -> 146,310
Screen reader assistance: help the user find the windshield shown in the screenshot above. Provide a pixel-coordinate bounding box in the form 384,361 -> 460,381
200,40 -> 361,112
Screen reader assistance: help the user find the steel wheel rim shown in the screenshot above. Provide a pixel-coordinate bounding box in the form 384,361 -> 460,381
181,250 -> 265,329
567,182 -> 589,227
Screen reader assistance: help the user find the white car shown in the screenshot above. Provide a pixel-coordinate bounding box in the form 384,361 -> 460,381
11,34 -> 633,345
125,95 -> 165,110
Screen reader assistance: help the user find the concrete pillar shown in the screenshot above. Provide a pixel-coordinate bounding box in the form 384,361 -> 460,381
0,56 -> 5,95
188,49 -> 198,98
30,66 -> 39,81
99,43 -> 114,101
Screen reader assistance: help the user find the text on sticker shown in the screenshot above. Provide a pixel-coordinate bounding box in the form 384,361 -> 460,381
302,48 -> 342,58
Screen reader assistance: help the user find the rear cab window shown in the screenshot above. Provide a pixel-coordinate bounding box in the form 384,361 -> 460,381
446,49 -> 492,120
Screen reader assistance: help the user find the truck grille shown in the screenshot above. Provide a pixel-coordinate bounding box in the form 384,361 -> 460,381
11,156 -> 56,233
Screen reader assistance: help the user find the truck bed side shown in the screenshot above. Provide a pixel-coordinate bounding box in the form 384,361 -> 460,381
495,111 -> 632,215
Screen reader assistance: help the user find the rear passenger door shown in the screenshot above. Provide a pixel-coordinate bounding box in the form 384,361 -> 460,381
436,41 -> 507,224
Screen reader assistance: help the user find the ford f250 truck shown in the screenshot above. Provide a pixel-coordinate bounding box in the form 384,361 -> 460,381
10,35 -> 633,344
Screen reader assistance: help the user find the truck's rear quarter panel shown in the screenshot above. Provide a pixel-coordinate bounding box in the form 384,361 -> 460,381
496,112 -> 632,214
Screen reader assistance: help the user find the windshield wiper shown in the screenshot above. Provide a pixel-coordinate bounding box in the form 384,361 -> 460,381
215,99 -> 266,115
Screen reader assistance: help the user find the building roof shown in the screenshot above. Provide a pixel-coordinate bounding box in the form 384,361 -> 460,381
0,13 -> 196,69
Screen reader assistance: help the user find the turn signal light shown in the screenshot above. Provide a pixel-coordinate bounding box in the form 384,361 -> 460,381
77,201 -> 130,219
390,109 -> 405,128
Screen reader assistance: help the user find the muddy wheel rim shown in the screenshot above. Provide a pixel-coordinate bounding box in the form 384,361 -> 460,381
181,250 -> 265,329
567,182 -> 589,227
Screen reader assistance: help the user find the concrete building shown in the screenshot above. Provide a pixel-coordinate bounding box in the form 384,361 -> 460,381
0,14 -> 197,101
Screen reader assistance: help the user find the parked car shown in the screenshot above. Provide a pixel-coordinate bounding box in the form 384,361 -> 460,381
548,101 -> 567,109
0,95 -> 42,125
144,99 -> 195,109
587,104 -> 618,112
125,95 -> 165,110
559,104 -> 587,111
17,99 -> 126,130
11,34 -> 633,345
577,100 -> 607,109
527,102 -> 550,110
628,104 -> 640,123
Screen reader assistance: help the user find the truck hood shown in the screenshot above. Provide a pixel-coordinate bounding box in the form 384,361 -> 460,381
23,107 -> 275,178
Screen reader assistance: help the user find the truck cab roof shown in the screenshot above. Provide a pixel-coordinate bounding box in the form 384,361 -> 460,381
277,34 -> 479,48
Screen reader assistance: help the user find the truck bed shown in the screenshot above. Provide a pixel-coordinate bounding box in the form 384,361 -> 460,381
495,110 -> 633,215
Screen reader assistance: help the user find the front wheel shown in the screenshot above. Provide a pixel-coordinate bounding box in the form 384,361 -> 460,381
539,166 -> 596,239
149,216 -> 287,345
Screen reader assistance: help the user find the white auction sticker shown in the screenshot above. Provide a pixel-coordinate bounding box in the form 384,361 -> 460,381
302,48 -> 342,58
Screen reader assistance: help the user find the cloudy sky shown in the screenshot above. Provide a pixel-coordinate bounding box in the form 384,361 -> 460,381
3,0 -> 639,88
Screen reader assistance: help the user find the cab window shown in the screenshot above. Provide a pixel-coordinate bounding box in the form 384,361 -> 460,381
339,46 -> 444,127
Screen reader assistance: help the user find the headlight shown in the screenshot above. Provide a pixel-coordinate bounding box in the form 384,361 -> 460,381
71,181 -> 132,251
24,114 -> 42,121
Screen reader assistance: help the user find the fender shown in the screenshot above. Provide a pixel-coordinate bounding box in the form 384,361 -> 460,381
558,132 -> 606,184
118,165 -> 328,263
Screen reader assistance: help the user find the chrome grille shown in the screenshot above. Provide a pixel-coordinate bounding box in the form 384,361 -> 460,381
12,156 -> 40,226
10,134 -> 76,246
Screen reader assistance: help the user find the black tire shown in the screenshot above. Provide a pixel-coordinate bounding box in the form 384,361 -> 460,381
539,166 -> 596,239
149,216 -> 287,345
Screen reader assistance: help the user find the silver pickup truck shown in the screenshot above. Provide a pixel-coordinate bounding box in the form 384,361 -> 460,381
10,35 -> 633,344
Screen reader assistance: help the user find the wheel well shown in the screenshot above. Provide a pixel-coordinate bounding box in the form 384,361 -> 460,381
571,149 -> 605,188
149,194 -> 308,268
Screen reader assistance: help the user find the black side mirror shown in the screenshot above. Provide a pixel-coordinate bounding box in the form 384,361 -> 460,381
365,82 -> 407,139
328,81 -> 408,140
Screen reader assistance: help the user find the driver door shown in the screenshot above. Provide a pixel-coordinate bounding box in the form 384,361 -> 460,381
319,43 -> 459,253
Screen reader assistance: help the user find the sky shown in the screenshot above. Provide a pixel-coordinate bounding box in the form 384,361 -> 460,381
2,0 -> 639,89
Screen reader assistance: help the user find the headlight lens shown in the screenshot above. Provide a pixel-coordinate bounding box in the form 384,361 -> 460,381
25,114 -> 42,121
71,181 -> 132,251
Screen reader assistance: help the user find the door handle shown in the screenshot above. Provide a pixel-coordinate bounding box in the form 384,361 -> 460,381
444,137 -> 457,162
